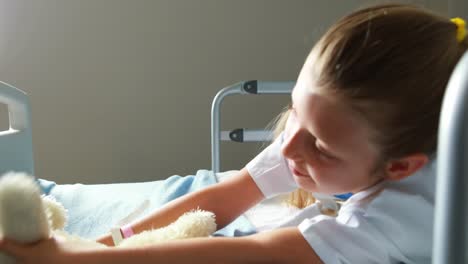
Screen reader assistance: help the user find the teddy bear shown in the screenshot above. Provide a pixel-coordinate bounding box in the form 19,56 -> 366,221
0,172 -> 217,263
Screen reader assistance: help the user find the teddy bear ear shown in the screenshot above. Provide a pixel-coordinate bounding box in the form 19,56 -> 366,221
41,195 -> 67,230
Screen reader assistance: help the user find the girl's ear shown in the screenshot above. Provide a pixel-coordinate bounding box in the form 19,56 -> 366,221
384,153 -> 429,181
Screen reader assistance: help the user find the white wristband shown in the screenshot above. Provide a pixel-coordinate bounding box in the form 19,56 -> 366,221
110,226 -> 123,246
245,132 -> 297,198
109,199 -> 150,246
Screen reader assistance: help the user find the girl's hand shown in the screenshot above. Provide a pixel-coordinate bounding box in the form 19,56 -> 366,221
96,233 -> 115,246
0,237 -> 66,264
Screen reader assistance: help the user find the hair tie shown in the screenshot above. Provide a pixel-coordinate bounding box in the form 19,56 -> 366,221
451,17 -> 466,43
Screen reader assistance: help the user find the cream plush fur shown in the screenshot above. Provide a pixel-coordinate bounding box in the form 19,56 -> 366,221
0,172 -> 217,263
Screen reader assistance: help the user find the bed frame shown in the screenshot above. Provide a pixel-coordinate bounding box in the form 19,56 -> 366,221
210,80 -> 294,173
433,51 -> 468,263
0,81 -> 34,176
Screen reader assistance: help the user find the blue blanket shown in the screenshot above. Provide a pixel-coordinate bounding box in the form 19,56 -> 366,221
38,170 -> 256,239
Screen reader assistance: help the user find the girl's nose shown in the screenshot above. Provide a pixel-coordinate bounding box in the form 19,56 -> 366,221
281,123 -> 304,161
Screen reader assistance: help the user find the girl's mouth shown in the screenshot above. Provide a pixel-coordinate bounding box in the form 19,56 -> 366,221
289,165 -> 309,178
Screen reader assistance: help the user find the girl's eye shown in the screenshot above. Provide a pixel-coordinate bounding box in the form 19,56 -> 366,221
289,103 -> 338,162
306,139 -> 330,160
318,149 -> 333,160
315,143 -> 336,160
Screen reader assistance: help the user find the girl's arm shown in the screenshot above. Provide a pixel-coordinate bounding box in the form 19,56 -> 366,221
98,168 -> 264,245
0,227 -> 323,264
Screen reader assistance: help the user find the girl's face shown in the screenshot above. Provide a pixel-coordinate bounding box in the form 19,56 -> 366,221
282,63 -> 383,195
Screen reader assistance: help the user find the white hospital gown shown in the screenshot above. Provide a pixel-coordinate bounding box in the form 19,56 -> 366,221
249,159 -> 436,264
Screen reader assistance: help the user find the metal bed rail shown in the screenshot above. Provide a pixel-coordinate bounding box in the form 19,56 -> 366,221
210,80 -> 294,173
0,82 -> 34,176
433,51 -> 468,263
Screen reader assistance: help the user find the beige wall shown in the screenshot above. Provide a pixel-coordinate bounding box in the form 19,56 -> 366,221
449,0 -> 467,18
0,0 -> 449,184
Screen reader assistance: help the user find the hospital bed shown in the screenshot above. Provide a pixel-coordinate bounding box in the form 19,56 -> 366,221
0,82 -> 300,240
0,50 -> 466,262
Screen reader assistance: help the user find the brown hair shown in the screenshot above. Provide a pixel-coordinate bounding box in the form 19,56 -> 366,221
313,3 -> 467,163
282,4 -> 468,208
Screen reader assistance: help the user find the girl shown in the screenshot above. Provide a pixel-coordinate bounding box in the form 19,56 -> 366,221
1,4 -> 467,264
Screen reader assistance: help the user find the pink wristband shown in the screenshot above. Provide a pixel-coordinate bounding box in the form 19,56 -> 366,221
120,224 -> 134,238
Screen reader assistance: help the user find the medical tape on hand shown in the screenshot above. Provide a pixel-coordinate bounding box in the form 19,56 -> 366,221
110,227 -> 124,246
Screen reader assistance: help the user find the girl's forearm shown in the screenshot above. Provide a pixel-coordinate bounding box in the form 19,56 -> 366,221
98,189 -> 213,246
68,236 -> 272,264
98,168 -> 264,246
71,228 -> 322,264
